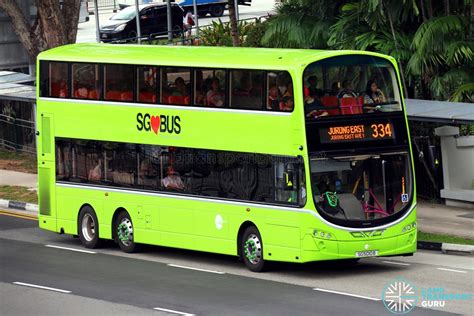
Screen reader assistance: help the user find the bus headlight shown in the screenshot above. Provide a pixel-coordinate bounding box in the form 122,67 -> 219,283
402,221 -> 417,233
313,229 -> 332,239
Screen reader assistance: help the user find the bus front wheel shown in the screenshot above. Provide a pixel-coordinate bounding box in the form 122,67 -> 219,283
241,226 -> 266,272
78,205 -> 102,249
115,210 -> 140,253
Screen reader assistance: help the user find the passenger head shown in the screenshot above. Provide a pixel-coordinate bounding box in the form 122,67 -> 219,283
342,80 -> 353,91
175,77 -> 185,88
282,96 -> 294,110
269,85 -> 278,98
366,79 -> 379,95
211,78 -> 220,91
308,76 -> 317,87
331,82 -> 340,93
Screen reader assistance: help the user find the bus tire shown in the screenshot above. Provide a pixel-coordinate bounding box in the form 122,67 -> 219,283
115,210 -> 140,253
241,226 -> 266,272
209,5 -> 224,17
78,205 -> 102,249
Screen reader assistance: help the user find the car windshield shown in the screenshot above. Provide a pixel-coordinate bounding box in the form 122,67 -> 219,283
303,55 -> 402,118
111,7 -> 137,20
310,151 -> 412,226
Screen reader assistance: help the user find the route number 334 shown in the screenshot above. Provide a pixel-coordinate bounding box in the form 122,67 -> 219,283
371,123 -> 393,139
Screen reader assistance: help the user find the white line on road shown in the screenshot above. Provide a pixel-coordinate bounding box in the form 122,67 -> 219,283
13,282 -> 71,293
153,307 -> 195,315
167,264 -> 225,275
313,288 -> 381,301
436,267 -> 468,274
45,244 -> 96,254
382,260 -> 411,266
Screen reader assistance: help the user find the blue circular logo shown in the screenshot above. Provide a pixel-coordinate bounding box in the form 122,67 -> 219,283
382,278 -> 418,314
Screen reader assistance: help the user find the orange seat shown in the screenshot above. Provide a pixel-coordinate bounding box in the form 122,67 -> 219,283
106,91 -> 121,101
320,96 -> 340,115
304,86 -> 310,98
74,87 -> 88,99
340,97 -> 362,115
51,82 -> 68,98
88,89 -> 99,100
139,91 -> 156,103
121,91 -> 133,101
168,95 -> 188,105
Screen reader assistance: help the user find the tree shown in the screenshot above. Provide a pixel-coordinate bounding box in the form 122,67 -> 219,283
0,0 -> 81,63
227,0 -> 240,46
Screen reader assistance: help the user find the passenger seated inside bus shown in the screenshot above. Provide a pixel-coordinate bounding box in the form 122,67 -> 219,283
161,166 -> 184,191
280,96 -> 294,111
207,78 -> 225,107
50,63 -> 68,98
337,80 -> 357,99
283,82 -> 293,98
362,79 -> 385,113
267,85 -> 280,110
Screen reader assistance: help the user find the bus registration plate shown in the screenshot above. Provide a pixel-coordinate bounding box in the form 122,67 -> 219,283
355,250 -> 379,257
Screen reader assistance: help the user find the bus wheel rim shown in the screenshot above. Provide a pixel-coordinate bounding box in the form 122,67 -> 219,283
244,234 -> 262,265
81,213 -> 95,242
117,218 -> 133,247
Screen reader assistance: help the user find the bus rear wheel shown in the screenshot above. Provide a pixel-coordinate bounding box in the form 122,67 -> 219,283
209,5 -> 224,17
115,210 -> 140,253
78,205 -> 102,249
241,226 -> 266,272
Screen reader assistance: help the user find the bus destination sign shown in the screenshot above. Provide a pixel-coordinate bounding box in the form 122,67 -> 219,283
320,122 -> 394,143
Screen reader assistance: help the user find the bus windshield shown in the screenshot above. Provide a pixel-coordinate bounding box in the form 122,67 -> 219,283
310,151 -> 412,227
303,55 -> 402,118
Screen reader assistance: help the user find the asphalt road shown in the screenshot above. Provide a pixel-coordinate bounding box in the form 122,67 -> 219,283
0,214 -> 472,315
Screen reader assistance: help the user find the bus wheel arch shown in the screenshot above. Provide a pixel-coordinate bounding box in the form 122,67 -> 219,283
112,207 -> 141,253
77,204 -> 102,248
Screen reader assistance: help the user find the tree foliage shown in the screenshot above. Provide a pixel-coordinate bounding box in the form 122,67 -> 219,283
259,0 -> 473,102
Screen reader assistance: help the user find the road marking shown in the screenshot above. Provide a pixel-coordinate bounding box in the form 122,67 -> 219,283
153,307 -> 195,315
313,288 -> 381,301
13,282 -> 71,294
382,260 -> 411,266
0,210 -> 37,221
167,264 -> 225,275
45,244 -> 96,254
436,267 -> 468,274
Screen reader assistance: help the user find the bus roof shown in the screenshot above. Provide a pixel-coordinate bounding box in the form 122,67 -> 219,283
38,43 -> 394,70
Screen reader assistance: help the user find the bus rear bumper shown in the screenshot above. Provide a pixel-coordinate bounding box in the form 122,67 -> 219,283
38,215 -> 57,232
300,230 -> 417,263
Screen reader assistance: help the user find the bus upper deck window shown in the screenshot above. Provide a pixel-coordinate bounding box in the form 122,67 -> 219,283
229,70 -> 263,110
137,66 -> 158,104
72,63 -> 101,100
104,64 -> 134,102
194,68 -> 226,107
162,67 -> 191,106
266,71 -> 293,111
49,62 -> 69,98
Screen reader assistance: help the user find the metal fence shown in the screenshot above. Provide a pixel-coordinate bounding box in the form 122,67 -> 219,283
87,0 -> 119,12
0,101 -> 35,154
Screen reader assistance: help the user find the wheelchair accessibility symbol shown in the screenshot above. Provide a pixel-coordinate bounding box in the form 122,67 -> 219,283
401,194 -> 409,203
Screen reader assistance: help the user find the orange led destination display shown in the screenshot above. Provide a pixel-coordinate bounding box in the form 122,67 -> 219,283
320,122 -> 394,143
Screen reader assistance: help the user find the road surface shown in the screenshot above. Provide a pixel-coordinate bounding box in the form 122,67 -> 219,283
0,213 -> 472,315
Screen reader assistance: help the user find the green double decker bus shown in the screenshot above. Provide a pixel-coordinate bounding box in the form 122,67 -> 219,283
37,44 -> 416,271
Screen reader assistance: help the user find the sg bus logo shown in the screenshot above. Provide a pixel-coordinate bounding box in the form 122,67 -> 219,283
136,113 -> 181,135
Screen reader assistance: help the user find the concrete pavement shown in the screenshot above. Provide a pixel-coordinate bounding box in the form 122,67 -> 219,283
0,169 -> 37,188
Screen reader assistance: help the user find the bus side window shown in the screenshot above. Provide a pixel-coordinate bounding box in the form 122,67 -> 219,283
267,71 -> 293,111
72,63 -> 101,100
137,66 -> 158,104
49,62 -> 69,98
229,70 -> 264,110
104,64 -> 135,102
161,67 -> 191,105
194,68 -> 226,107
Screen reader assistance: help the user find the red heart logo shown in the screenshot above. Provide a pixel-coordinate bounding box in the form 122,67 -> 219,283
151,115 -> 160,134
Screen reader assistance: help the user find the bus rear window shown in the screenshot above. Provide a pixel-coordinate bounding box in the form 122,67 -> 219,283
303,55 -> 402,119
49,62 -> 69,98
